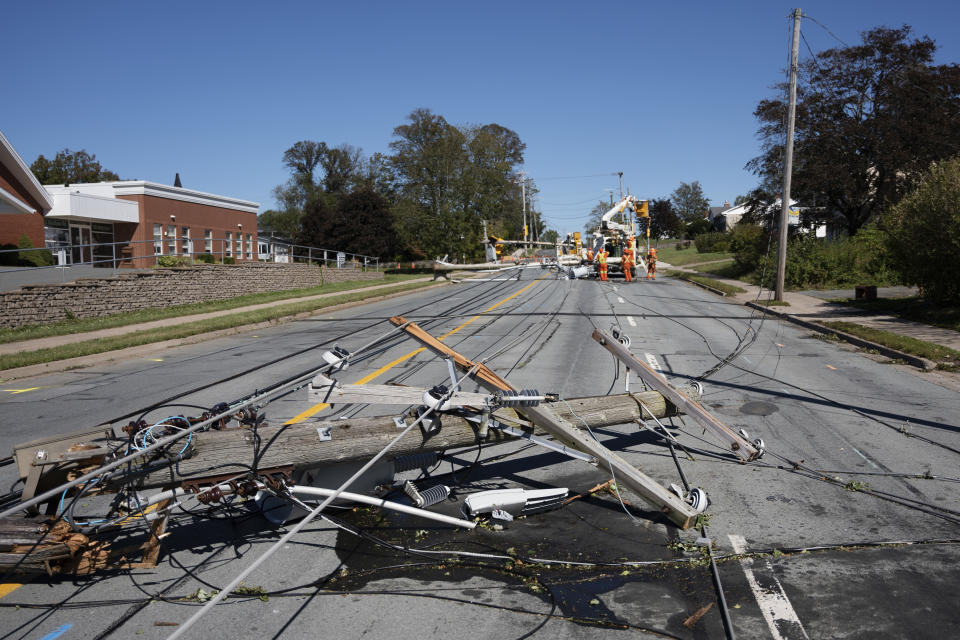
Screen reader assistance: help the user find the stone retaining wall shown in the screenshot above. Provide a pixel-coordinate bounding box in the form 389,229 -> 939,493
0,263 -> 383,329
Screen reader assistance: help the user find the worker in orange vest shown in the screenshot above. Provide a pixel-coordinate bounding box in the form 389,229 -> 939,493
646,247 -> 657,280
586,248 -> 594,263
622,245 -> 634,283
598,249 -> 608,281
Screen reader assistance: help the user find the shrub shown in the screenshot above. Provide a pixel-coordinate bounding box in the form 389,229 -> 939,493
0,243 -> 18,266
196,253 -> 216,264
17,234 -> 54,267
886,156 -> 960,303
685,218 -> 712,238
694,232 -> 731,253
729,224 -> 770,275
223,256 -> 236,265
157,256 -> 189,267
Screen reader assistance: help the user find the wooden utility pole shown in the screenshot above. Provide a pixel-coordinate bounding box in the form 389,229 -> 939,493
389,316 -> 701,529
519,171 -> 528,252
776,8 -> 803,301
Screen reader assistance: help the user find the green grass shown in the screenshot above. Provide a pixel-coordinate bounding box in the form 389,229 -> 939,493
656,245 -> 732,266
0,280 -> 437,371
665,270 -> 747,296
756,299 -> 790,307
0,274 -> 424,344
825,296 -> 960,333
820,321 -> 960,369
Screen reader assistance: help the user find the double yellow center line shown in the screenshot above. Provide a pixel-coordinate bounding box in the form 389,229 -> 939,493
284,278 -> 540,425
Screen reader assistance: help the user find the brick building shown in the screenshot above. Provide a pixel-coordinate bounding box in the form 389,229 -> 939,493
0,130 -> 259,268
0,131 -> 53,248
44,182 -> 260,267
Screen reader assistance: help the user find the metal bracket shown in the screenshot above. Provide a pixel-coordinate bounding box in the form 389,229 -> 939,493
316,426 -> 332,442
393,416 -> 407,430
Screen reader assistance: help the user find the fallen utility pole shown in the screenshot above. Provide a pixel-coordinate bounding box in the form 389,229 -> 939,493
13,392 -> 687,495
389,316 -> 701,529
591,328 -> 760,461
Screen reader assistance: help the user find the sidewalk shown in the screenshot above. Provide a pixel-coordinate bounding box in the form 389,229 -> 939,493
667,261 -> 960,353
0,277 -> 436,357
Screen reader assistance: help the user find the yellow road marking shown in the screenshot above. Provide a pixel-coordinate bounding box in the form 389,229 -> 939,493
117,502 -> 159,525
3,387 -> 42,395
0,583 -> 23,598
283,279 -> 541,425
148,358 -> 164,362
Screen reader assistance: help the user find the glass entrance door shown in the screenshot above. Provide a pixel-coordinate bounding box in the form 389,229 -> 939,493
70,225 -> 92,264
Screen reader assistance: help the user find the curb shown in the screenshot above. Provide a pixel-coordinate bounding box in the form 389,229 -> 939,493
0,281 -> 451,381
680,277 -> 728,297
745,301 -> 937,371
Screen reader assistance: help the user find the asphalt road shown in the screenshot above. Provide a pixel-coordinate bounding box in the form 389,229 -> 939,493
1,266 -> 959,639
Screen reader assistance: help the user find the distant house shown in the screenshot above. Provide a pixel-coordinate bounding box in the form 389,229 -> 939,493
0,131 -> 53,248
257,233 -> 293,263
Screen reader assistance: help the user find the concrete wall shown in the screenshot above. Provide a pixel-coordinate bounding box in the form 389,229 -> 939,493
0,262 -> 383,329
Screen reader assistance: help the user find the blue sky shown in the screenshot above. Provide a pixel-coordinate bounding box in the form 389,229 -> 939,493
4,1 -> 958,236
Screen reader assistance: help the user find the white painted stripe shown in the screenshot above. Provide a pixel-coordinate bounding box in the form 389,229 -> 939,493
613,285 -> 619,291
644,353 -> 662,372
729,534 -> 809,640
617,296 -> 625,303
851,447 -> 882,471
626,316 -> 637,327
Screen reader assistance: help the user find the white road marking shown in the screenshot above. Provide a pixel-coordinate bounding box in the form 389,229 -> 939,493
729,534 -> 809,640
644,353 -> 662,372
626,316 -> 637,327
613,285 -> 619,291
617,296 -> 625,303
851,446 -> 882,471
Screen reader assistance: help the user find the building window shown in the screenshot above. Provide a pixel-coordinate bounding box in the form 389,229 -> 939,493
181,226 -> 190,255
235,235 -> 242,259
153,224 -> 162,255
225,232 -> 232,257
168,224 -> 177,254
92,222 -> 115,268
245,234 -> 252,259
205,229 -> 212,252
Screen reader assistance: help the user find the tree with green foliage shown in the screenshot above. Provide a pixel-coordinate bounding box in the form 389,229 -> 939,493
389,109 -> 526,261
749,25 -> 960,236
324,187 -> 396,257
257,209 -> 301,239
886,157 -> 960,303
670,181 -> 710,223
31,149 -> 119,184
648,198 -> 681,239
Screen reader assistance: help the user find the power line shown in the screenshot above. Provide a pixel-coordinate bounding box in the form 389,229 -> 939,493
803,14 -> 850,48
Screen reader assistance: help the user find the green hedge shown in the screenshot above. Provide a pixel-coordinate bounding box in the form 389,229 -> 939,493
694,232 -> 730,253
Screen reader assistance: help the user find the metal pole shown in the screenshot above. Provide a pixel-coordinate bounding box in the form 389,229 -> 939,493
618,171 -> 623,199
112,242 -> 117,276
776,8 -> 802,301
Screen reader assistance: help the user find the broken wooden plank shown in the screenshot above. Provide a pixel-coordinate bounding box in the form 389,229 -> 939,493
591,328 -> 760,462
388,316 -> 700,529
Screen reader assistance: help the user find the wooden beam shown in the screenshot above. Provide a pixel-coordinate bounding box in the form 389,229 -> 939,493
389,317 -> 699,529
591,328 -> 759,461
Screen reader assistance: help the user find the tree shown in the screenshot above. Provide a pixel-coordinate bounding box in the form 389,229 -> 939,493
670,181 -> 710,222
749,25 -> 960,236
31,149 -> 119,184
324,187 -> 396,257
886,157 -> 960,303
321,144 -> 363,195
541,229 -> 559,244
648,198 -> 681,239
584,200 -> 610,234
257,209 -> 301,239
297,196 -> 332,250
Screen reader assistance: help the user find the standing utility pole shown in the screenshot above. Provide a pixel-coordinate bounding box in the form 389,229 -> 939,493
617,172 -> 624,200
519,171 -> 528,251
776,8 -> 802,301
